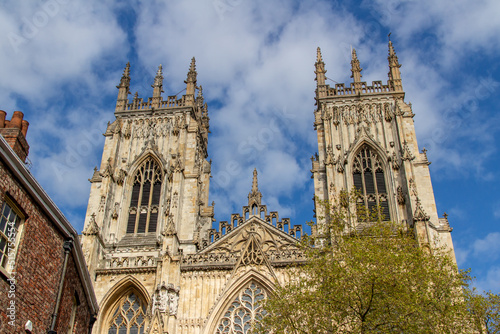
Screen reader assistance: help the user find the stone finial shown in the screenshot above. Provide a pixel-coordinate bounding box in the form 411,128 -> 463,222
388,39 -> 403,91
185,57 -> 197,104
116,63 -> 131,111
316,47 -> 323,63
248,168 -> 262,207
152,64 -> 164,97
350,47 -> 362,83
315,47 -> 326,87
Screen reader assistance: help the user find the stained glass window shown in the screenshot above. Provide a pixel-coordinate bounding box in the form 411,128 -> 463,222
107,292 -> 147,334
216,282 -> 267,334
127,159 -> 162,234
352,145 -> 391,221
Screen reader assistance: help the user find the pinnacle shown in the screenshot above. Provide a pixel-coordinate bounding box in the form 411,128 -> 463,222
124,62 -> 130,77
252,168 -> 259,193
190,57 -> 196,72
351,47 -> 358,60
316,47 -> 323,63
156,64 -> 163,76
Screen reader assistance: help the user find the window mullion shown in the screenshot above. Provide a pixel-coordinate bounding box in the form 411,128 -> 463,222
145,172 -> 155,234
372,164 -> 382,220
135,173 -> 144,234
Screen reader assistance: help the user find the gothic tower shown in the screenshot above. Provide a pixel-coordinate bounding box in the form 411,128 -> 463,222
81,59 -> 214,333
312,42 -> 455,254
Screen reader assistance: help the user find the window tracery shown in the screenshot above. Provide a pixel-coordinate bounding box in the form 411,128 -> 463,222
127,159 -> 162,234
352,145 -> 390,221
216,282 -> 267,334
107,292 -> 147,334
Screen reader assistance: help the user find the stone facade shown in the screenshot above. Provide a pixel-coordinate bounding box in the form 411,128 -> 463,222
82,42 -> 456,334
0,133 -> 98,334
312,44 -> 454,254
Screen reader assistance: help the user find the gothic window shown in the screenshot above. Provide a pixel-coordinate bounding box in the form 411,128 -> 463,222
127,159 -> 162,234
216,282 -> 267,334
107,292 -> 147,334
0,198 -> 23,275
352,145 -> 390,221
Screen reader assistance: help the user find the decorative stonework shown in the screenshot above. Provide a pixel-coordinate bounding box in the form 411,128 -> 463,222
215,282 -> 267,334
82,213 -> 99,235
413,198 -> 430,222
151,282 -> 180,316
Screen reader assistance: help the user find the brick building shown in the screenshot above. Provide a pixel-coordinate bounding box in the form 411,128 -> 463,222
0,111 -> 98,333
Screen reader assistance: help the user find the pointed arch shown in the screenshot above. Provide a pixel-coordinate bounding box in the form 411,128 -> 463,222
128,149 -> 167,177
349,142 -> 391,221
203,270 -> 276,334
125,153 -> 165,235
97,276 -> 151,334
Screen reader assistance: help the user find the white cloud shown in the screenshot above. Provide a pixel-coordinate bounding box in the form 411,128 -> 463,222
474,266 -> 500,294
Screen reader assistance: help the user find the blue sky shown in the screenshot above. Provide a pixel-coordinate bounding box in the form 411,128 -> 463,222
1,0 -> 500,292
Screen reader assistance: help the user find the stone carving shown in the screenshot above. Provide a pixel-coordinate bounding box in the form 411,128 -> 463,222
325,145 -> 335,165
98,196 -> 106,212
123,120 -> 131,139
100,158 -> 114,181
384,102 -> 393,122
397,186 -> 405,205
112,202 -> 119,219
115,168 -> 127,185
409,178 -> 418,197
413,198 -> 430,222
82,213 -> 99,235
172,192 -> 178,208
88,167 -> 102,183
391,152 -> 400,170
401,141 -> 415,161
151,283 -> 180,316
164,216 -> 176,236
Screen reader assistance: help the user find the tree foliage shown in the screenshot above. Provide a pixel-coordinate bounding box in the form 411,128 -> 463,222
258,190 -> 499,334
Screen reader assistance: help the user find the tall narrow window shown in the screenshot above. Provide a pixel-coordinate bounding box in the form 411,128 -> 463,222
107,292 -> 147,334
0,198 -> 24,275
127,159 -> 162,234
216,282 -> 267,333
352,145 -> 390,221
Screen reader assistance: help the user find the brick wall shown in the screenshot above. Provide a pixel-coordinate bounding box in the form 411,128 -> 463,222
0,161 -> 92,334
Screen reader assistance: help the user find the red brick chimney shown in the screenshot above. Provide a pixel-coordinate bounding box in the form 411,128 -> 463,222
0,110 -> 30,162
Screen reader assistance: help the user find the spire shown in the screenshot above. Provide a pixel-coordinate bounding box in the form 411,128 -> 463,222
315,47 -> 326,87
248,168 -> 262,208
116,62 -> 131,111
185,57 -> 197,105
388,37 -> 403,92
350,48 -> 362,83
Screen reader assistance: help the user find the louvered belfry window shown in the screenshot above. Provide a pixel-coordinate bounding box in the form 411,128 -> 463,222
126,159 -> 162,234
352,145 -> 390,221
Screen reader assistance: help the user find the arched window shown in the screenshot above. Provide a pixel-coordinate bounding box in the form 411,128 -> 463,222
352,145 -> 390,221
107,292 -> 147,334
127,159 -> 162,234
216,282 -> 267,333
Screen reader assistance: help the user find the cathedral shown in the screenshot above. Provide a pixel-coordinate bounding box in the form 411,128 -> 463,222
80,41 -> 456,334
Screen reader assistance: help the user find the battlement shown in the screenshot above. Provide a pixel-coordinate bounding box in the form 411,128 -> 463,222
325,81 -> 391,96
122,95 -> 187,111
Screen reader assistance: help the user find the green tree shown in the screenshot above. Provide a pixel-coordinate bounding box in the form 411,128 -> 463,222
259,189 -> 486,334
467,290 -> 500,333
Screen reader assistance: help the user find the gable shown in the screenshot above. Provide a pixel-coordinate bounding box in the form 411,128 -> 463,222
181,217 -> 306,271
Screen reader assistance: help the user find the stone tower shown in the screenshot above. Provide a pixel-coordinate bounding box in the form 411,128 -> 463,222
312,42 -> 454,254
81,42 -> 456,334
81,59 -> 214,333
